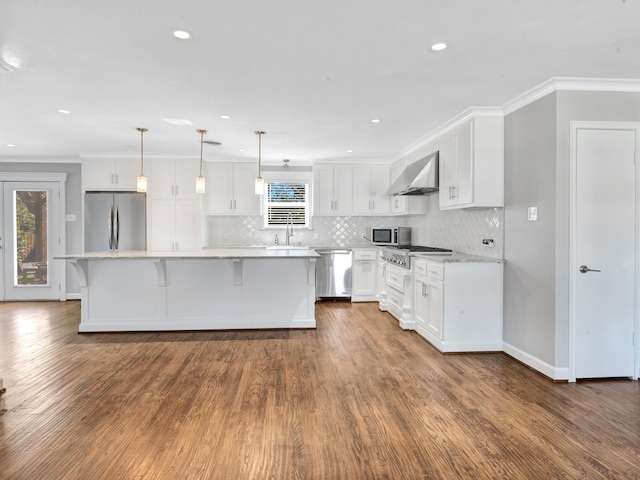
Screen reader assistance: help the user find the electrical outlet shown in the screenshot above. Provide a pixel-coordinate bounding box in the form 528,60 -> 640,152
223,232 -> 229,240
482,239 -> 494,248
528,207 -> 538,221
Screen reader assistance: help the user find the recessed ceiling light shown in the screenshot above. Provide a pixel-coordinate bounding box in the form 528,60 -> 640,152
173,29 -> 192,40
239,148 -> 246,152
57,109 -> 71,114
346,149 -> 354,153
371,119 -> 381,123
163,118 -> 193,125
220,115 -> 231,120
7,143 -> 16,147
430,42 -> 448,52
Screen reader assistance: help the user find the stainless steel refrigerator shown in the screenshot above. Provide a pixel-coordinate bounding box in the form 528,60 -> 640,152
84,192 -> 146,252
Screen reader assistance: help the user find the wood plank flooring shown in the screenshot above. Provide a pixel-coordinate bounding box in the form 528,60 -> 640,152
1,300 -> 639,479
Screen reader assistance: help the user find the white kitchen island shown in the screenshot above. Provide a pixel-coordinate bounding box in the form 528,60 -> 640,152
58,249 -> 320,333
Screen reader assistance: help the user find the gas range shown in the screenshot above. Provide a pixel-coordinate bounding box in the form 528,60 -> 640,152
381,245 -> 453,269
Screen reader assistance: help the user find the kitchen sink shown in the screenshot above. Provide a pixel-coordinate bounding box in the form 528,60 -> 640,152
265,245 -> 309,250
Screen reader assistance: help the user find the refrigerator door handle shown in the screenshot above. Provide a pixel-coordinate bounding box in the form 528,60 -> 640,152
114,206 -> 120,250
108,205 -> 114,250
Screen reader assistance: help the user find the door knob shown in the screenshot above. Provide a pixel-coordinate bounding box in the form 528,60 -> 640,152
579,265 -> 601,273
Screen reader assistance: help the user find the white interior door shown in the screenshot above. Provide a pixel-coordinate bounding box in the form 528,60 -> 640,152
2,181 -> 62,301
572,125 -> 637,379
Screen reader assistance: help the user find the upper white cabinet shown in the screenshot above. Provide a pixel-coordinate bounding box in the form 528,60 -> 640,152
148,158 -> 199,200
353,165 -> 391,215
205,163 -> 260,215
82,159 -> 140,191
439,116 -> 504,210
147,158 -> 201,252
313,164 -> 353,215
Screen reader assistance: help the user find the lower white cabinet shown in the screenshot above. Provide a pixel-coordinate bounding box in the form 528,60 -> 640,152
412,257 -> 503,352
351,248 -> 378,302
149,199 -> 201,252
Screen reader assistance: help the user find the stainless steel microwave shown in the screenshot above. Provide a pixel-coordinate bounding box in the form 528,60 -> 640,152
370,227 -> 411,246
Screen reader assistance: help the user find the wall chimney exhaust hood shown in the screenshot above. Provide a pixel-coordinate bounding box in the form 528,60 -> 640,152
388,151 -> 439,196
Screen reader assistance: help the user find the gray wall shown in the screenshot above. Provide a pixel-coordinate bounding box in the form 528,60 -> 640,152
0,161 -> 83,296
504,90 -> 640,374
504,93 -> 558,367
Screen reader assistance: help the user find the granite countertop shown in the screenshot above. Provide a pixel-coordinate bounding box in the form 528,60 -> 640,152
411,252 -> 505,264
56,248 -> 320,260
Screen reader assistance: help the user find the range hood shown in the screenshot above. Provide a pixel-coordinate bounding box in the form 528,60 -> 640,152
388,151 -> 439,196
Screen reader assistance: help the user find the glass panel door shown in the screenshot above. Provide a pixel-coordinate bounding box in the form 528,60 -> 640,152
2,182 -> 61,300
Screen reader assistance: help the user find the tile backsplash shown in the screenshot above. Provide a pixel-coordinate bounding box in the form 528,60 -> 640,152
204,206 -> 504,259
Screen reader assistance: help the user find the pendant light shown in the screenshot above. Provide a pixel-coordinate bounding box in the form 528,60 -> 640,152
255,130 -> 266,194
196,129 -> 207,194
136,127 -> 148,193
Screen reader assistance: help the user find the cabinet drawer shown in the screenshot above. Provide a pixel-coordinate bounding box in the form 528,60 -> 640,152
386,266 -> 405,293
414,258 -> 428,276
353,249 -> 377,261
387,285 -> 404,311
427,262 -> 444,281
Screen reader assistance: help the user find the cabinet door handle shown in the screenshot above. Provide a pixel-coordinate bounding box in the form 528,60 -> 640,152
234,200 -> 237,210
451,185 -> 456,199
175,185 -> 179,197
423,283 -> 428,297
371,200 -> 374,210
115,174 -> 119,184
171,185 -> 175,196
229,199 -> 233,210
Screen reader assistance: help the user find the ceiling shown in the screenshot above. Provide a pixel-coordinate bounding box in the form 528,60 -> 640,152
1,0 -> 639,165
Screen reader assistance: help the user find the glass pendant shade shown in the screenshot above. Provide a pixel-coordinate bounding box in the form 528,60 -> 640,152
255,176 -> 264,194
196,175 -> 206,194
136,127 -> 148,193
137,174 -> 148,193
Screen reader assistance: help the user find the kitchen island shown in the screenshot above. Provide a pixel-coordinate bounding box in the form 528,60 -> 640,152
57,248 -> 320,332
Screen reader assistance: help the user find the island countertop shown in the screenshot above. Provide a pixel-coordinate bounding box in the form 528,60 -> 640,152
56,247 -> 320,261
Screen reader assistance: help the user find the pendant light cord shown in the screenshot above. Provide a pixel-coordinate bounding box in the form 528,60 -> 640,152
255,131 -> 266,176
137,127 -> 148,174
197,129 -> 208,176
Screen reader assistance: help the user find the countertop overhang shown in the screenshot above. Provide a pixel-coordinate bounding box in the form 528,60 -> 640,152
56,248 -> 321,260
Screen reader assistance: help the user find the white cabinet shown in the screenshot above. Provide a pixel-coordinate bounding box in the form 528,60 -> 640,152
412,257 -> 503,352
388,160 -> 428,215
353,165 -> 390,215
439,116 -> 504,210
313,165 -> 353,215
351,248 -> 378,302
82,159 -> 140,191
205,163 -> 260,215
147,158 -> 201,252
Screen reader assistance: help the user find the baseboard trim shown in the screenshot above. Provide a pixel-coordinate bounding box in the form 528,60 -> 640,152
502,342 -> 569,381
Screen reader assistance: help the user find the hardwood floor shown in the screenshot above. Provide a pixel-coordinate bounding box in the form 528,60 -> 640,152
0,301 -> 638,479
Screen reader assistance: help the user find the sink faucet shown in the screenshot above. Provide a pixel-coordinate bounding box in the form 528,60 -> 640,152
286,213 -> 294,245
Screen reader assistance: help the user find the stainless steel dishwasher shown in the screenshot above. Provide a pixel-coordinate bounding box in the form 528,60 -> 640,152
315,249 -> 352,300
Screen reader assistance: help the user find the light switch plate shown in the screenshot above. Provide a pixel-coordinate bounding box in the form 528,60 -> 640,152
528,207 -> 538,221
65,214 -> 76,222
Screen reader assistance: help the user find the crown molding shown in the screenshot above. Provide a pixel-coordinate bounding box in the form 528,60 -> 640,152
395,77 -> 640,163
393,106 -> 503,162
502,77 -> 640,115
